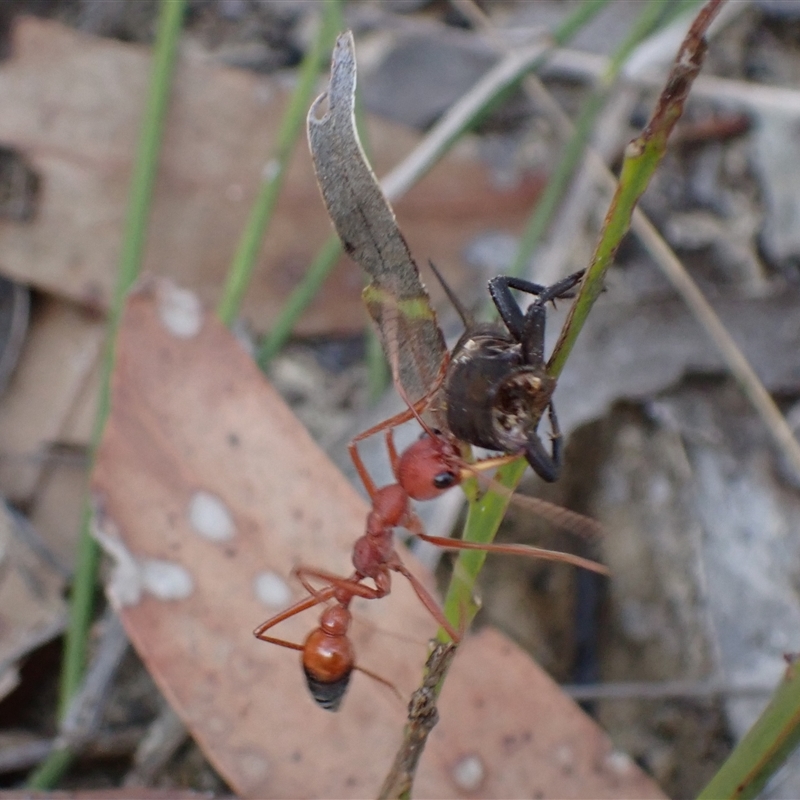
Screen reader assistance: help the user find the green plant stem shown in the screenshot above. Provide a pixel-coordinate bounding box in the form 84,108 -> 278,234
507,0 -> 671,282
217,1 -> 341,326
698,660 -> 800,800
257,233 -> 342,367
439,459 -> 528,636
548,99 -> 680,378
440,0 -> 675,648
26,0 -> 186,788
550,0 -> 724,377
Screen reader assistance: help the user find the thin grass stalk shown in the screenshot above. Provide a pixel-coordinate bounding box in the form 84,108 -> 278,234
379,3 -> 609,202
26,0 -> 186,788
217,1 -> 342,326
698,659 -> 800,800
440,0 -> 678,646
257,233 -> 341,366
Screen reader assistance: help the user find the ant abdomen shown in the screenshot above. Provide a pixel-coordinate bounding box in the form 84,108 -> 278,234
301,607 -> 356,711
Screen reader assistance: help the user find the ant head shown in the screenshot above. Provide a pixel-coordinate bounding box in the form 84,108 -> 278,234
397,433 -> 461,501
302,611 -> 355,712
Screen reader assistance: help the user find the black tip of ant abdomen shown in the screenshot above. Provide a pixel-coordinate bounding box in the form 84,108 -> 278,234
303,666 -> 353,711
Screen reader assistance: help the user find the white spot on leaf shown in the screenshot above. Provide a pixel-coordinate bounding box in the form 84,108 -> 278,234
254,571 -> 291,609
140,559 -> 194,600
555,743 -> 574,769
92,515 -> 142,607
452,754 -> 484,792
236,747 -> 271,786
92,514 -> 194,606
157,283 -> 202,338
188,491 -> 235,542
605,750 -> 634,775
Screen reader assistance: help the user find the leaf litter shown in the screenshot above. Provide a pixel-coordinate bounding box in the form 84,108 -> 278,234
2,1 -> 800,797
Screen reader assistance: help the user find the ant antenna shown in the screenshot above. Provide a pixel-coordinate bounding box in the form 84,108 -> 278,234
427,260 -> 473,328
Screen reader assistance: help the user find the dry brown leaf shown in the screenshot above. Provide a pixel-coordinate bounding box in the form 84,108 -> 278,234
1,791 -> 222,799
91,280 -> 663,799
0,296 -> 103,503
0,17 -> 543,336
0,501 -> 67,702
30,455 -> 89,570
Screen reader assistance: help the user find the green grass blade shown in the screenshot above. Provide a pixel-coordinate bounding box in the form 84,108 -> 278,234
26,0 -> 186,788
698,660 -> 800,800
441,0 -> 680,647
217,1 -> 342,326
256,233 -> 342,367
439,459 -> 528,634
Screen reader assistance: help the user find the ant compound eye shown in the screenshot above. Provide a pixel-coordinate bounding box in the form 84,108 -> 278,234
433,471 -> 458,489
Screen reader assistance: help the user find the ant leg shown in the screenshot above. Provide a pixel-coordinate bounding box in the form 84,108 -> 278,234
348,362 -> 449,495
293,566 -> 362,599
521,401 -> 563,482
349,410 -> 418,498
412,531 -> 609,576
352,406 -> 418,444
467,478 -> 606,539
391,356 -> 449,442
402,507 -> 605,575
354,665 -> 403,702
547,401 -> 562,473
385,429 -> 401,478
457,452 -> 519,484
253,588 -> 336,642
388,557 -> 460,642
427,260 -> 473,328
295,565 -> 390,601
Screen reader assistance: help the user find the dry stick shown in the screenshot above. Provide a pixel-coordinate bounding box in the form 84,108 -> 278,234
59,610 -> 130,751
377,643 -> 457,800
0,728 -> 149,775
12,611 -> 130,776
124,704 -> 187,786
632,209 -> 800,479
563,677 -> 777,702
463,3 -> 800,481
379,39 -> 551,201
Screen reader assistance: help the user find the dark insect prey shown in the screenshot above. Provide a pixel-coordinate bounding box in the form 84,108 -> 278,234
431,265 -> 585,483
